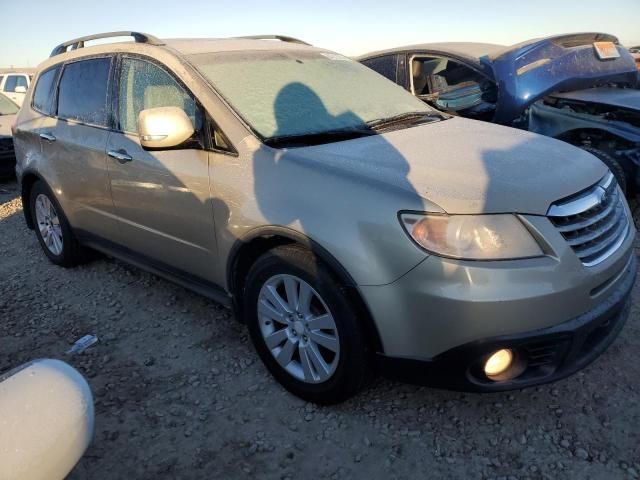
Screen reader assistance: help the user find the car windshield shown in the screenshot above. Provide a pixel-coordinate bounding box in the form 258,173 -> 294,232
188,49 -> 438,143
0,93 -> 18,115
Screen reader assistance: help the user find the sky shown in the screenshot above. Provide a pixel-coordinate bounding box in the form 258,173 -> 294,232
1,0 -> 639,67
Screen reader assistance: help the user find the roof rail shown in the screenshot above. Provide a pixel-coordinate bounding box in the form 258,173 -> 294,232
50,31 -> 164,57
236,35 -> 311,46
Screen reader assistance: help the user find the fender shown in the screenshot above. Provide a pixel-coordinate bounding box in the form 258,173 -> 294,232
19,168 -> 48,230
227,225 -> 358,293
227,225 -> 384,353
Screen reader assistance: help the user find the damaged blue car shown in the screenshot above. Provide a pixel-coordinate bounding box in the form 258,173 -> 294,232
359,33 -> 640,194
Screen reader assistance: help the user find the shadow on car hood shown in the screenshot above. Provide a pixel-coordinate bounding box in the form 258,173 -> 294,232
280,117 -> 607,215
483,33 -> 639,124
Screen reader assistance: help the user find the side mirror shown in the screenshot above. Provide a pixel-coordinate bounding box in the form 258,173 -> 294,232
14,86 -> 27,94
138,106 -> 195,150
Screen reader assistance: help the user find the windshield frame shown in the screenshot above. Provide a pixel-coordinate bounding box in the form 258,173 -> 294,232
185,49 -> 442,147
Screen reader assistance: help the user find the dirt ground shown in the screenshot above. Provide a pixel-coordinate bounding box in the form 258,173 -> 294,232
1,177 -> 639,480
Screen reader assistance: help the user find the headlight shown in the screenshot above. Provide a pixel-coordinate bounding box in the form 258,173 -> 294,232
400,213 -> 543,260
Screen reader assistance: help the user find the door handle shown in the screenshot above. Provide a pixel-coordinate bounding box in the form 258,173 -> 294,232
40,133 -> 56,142
107,149 -> 133,164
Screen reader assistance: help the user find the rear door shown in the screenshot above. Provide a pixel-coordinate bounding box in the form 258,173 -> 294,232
105,56 -> 218,282
38,56 -> 119,240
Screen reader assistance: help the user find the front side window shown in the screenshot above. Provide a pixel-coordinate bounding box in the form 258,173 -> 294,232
57,58 -> 111,127
189,50 -> 434,142
362,55 -> 398,83
4,75 -> 28,93
118,58 -> 198,134
411,57 -> 487,95
32,66 -> 61,115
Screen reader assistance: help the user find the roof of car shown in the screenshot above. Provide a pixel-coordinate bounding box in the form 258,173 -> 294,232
38,33 -> 324,72
47,32 -> 319,60
357,42 -> 506,62
163,38 -> 319,55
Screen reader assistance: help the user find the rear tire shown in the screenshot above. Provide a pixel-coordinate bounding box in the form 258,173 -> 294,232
580,146 -> 628,194
244,245 -> 371,404
29,181 -> 86,267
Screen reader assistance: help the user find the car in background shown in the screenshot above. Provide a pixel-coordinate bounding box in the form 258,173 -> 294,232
13,31 -> 636,404
359,33 -> 640,195
0,72 -> 32,106
0,92 -> 18,178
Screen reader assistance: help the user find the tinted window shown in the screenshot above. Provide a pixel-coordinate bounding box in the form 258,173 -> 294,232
0,76 -> 3,87
362,55 -> 398,83
32,67 -> 60,115
4,75 -> 28,92
118,58 -> 198,133
58,58 -> 111,126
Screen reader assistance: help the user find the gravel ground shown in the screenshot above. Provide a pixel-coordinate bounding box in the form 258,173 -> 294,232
1,177 -> 639,480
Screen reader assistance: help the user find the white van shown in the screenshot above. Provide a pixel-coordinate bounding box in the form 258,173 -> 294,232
0,73 -> 32,106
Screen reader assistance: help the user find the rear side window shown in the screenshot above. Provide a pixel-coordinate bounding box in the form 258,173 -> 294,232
118,57 -> 198,133
362,55 -> 398,83
3,75 -> 28,93
32,67 -> 60,115
58,58 -> 111,127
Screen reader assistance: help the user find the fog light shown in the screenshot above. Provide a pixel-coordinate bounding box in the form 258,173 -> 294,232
484,349 -> 513,377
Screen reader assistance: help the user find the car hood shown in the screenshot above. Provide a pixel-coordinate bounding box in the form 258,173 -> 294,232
0,114 -> 15,137
279,117 -> 607,215
550,87 -> 640,112
483,33 -> 639,124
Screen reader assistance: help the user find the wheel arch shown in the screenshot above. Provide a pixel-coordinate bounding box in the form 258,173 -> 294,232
20,170 -> 46,230
227,226 -> 384,354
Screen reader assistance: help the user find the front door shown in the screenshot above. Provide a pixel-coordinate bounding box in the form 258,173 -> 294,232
105,56 -> 218,282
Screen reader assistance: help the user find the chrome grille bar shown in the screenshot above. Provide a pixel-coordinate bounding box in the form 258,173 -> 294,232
548,172 -> 630,267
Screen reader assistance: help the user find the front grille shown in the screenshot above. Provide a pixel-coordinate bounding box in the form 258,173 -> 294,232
548,173 -> 630,266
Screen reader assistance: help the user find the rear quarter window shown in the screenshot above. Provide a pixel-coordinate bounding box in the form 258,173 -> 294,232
32,66 -> 61,115
57,58 -> 111,127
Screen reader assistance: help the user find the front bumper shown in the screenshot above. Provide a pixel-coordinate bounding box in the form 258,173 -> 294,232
0,137 -> 16,177
376,254 -> 636,392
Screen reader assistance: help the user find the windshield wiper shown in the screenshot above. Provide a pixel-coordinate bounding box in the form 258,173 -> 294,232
366,111 -> 446,130
263,127 -> 376,148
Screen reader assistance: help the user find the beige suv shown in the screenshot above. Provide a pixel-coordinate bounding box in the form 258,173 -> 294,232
14,32 -> 636,404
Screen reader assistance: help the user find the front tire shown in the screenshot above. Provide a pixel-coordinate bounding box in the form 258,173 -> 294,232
580,146 -> 628,195
29,181 -> 85,267
244,245 -> 371,404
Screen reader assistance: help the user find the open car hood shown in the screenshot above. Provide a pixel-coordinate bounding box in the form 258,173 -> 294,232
550,87 -> 640,112
481,33 -> 639,124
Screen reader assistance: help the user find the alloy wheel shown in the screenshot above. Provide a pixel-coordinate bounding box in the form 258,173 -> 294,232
257,274 -> 340,384
35,194 -> 63,256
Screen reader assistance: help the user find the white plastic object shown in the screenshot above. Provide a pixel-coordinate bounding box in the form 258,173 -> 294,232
0,359 -> 94,480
